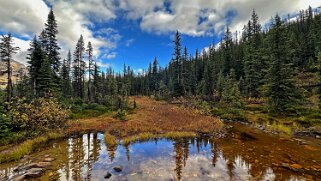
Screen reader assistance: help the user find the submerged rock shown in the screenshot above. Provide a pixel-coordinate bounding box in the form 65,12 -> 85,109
35,162 -> 52,168
43,157 -> 55,162
25,168 -> 43,177
13,175 -> 25,181
113,166 -> 123,172
104,172 -> 112,179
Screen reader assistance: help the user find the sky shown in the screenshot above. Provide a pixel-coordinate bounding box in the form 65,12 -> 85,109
0,0 -> 320,73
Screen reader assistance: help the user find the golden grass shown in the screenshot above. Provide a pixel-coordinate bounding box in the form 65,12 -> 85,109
122,131 -> 196,145
0,132 -> 64,163
104,132 -> 117,146
68,97 -> 224,139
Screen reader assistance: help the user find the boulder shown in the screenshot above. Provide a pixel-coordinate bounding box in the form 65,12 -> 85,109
113,166 -> 123,172
104,172 -> 112,179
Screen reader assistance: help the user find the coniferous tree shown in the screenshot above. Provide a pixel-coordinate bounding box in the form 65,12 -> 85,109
243,10 -> 263,97
27,36 -> 44,97
0,33 -> 19,104
172,31 -> 183,97
266,15 -> 301,113
73,35 -> 85,99
44,9 -> 61,77
37,58 -> 54,97
87,42 -> 94,102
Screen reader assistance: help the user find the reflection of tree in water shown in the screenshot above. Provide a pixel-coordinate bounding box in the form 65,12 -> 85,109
211,141 -> 219,167
107,144 -> 118,162
173,139 -> 190,180
125,144 -> 130,161
67,133 -> 101,180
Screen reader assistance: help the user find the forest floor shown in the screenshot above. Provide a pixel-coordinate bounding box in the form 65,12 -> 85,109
67,96 -> 224,138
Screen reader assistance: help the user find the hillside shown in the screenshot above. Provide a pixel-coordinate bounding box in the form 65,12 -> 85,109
0,60 -> 27,89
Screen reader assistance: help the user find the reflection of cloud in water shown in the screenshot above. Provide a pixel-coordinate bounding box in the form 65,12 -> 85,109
0,134 -> 310,181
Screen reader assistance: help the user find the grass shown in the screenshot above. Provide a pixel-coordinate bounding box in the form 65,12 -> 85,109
0,132 -> 63,163
104,132 -> 117,146
68,97 -> 224,138
122,132 -> 196,145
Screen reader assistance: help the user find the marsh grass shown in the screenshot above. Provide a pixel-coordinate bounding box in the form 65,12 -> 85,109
122,132 -> 196,145
104,132 -> 117,146
0,132 -> 64,163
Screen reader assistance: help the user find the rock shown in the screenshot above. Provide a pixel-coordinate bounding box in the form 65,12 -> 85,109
35,162 -> 52,168
290,164 -> 303,170
23,163 -> 38,170
25,168 -> 43,177
113,166 -> 123,172
13,175 -> 25,181
316,135 -> 321,139
43,158 -> 55,162
44,154 -> 50,158
104,172 -> 112,179
281,163 -> 290,168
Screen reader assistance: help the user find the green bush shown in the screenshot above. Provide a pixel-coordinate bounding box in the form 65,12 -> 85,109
113,109 -> 127,121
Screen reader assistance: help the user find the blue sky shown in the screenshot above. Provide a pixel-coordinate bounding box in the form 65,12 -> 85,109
0,0 -> 320,73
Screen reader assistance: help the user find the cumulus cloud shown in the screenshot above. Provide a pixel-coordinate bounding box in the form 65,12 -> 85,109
0,0 -> 118,64
136,0 -> 320,36
0,0 -> 319,65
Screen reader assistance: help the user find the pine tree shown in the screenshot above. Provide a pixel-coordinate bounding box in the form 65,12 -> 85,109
221,69 -> 243,108
27,36 -> 44,97
37,58 -> 53,97
243,9 -> 263,97
61,55 -> 71,98
172,31 -> 183,97
266,15 -> 301,113
0,33 -> 19,104
44,8 -> 60,76
87,42 -> 94,102
73,35 -> 85,99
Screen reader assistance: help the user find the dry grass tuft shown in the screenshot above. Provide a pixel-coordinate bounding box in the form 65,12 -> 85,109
104,132 -> 117,146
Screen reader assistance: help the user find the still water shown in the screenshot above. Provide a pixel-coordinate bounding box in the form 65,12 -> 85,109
0,132 -> 317,181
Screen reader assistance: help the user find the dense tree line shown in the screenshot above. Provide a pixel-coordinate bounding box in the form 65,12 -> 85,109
135,7 -> 321,113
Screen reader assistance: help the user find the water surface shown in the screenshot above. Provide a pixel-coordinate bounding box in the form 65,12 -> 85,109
0,131 -> 319,181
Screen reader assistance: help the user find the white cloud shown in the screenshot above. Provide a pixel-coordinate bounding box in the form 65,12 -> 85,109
1,0 -> 320,65
125,38 -> 135,47
0,0 -> 118,64
131,0 -> 320,36
102,52 -> 117,59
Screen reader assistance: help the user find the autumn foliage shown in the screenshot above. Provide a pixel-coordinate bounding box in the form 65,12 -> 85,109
10,97 -> 69,131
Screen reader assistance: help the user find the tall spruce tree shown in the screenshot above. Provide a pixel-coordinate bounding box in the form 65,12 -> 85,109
87,42 -> 94,102
266,15 -> 301,113
27,36 -> 44,97
73,35 -> 85,99
243,10 -> 263,97
172,31 -> 183,97
44,9 -> 60,76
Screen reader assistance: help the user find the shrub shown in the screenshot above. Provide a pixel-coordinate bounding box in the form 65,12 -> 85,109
113,109 -> 127,121
10,97 -> 69,132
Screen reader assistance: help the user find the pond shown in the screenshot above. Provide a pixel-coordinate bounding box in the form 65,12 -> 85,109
0,131 -> 320,181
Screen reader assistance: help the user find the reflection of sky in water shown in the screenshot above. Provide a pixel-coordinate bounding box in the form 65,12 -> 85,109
0,133 -> 308,181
